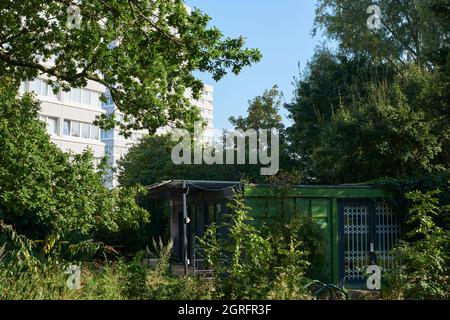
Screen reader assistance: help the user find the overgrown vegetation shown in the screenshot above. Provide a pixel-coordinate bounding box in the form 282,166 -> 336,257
0,253 -> 211,300
0,0 -> 448,300
199,192 -> 313,300
382,190 -> 450,300
0,76 -> 149,259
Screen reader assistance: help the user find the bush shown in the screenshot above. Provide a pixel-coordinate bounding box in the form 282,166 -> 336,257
266,216 -> 328,282
199,191 -> 312,300
382,190 -> 450,299
0,77 -> 149,257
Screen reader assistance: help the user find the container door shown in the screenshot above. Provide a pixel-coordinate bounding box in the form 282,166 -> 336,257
339,199 -> 400,285
339,200 -> 374,284
375,201 -> 401,271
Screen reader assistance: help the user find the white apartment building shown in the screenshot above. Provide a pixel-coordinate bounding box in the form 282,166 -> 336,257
22,76 -> 106,161
103,84 -> 214,188
23,75 -> 214,188
156,84 -> 215,140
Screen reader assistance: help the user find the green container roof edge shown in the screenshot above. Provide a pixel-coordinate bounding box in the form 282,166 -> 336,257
146,180 -> 392,199
244,184 -> 391,198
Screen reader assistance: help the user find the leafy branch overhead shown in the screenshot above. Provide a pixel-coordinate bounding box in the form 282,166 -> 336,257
0,0 -> 262,135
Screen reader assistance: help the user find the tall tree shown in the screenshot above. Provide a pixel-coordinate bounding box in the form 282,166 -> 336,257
119,86 -> 290,187
285,49 -> 395,179
0,0 -> 261,135
285,0 -> 450,183
118,134 -> 241,187
314,0 -> 450,69
229,85 -> 284,131
311,76 -> 446,183
229,86 -> 297,181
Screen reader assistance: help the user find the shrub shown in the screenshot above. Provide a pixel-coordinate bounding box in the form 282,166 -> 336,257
199,191 -> 312,299
382,190 -> 450,299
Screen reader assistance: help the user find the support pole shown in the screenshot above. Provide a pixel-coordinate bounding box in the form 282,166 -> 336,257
182,181 -> 189,276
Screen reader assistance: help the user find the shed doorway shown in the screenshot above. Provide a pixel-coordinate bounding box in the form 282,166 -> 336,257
339,200 -> 401,285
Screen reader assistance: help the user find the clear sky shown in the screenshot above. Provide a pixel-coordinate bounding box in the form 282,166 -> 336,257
185,0 -> 326,129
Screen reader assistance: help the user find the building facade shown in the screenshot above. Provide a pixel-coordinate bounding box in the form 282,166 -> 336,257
25,76 -> 214,188
22,76 -> 106,162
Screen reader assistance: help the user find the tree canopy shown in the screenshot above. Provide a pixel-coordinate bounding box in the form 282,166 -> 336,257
0,0 -> 261,135
314,0 -> 450,69
285,0 -> 450,183
229,85 -> 284,131
118,86 -> 288,186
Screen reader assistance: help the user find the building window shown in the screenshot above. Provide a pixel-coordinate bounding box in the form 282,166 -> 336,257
47,117 -> 57,135
82,89 -> 91,105
71,121 -> 80,137
71,88 -> 81,103
90,125 -> 100,140
39,115 -> 58,135
63,120 -> 70,136
81,122 -> 90,138
31,79 -> 48,96
63,120 -> 100,140
91,92 -> 100,107
30,79 -> 58,99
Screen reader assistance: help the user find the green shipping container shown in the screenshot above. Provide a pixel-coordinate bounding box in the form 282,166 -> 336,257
147,181 -> 401,286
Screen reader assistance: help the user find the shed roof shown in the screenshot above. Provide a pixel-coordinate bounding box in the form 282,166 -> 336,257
146,180 -> 387,198
146,180 -> 241,198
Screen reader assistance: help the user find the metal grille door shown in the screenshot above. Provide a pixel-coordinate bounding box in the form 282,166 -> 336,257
340,200 -> 400,284
343,203 -> 370,282
376,201 -> 401,271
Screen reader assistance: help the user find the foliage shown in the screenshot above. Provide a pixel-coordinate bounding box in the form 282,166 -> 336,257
118,85 -> 293,187
383,190 -> 450,300
285,49 -> 395,179
0,240 -> 211,300
144,240 -> 213,300
370,172 -> 450,230
265,216 -> 328,282
117,134 -> 242,187
265,218 -> 315,300
229,85 -> 297,182
311,75 -> 446,183
0,77 -> 149,257
0,0 -> 261,135
229,85 -> 285,131
199,191 -> 312,299
287,57 -> 449,183
286,0 -> 450,184
314,0 -> 450,69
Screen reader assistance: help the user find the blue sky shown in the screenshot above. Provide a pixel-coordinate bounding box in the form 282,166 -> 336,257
186,0 -> 326,129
